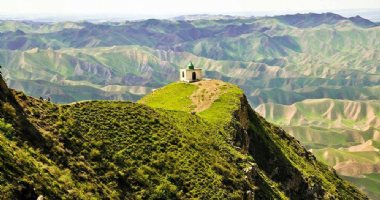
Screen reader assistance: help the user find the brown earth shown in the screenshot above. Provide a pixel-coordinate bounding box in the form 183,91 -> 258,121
348,140 -> 380,152
334,160 -> 380,176
190,79 -> 227,112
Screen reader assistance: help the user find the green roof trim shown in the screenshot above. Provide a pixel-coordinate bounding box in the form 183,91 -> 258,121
187,62 -> 195,70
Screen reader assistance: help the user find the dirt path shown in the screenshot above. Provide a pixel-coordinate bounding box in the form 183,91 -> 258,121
190,80 -> 227,112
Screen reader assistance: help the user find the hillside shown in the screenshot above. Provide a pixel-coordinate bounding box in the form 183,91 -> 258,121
0,13 -> 379,106
0,77 -> 367,199
256,99 -> 380,199
1,12 -> 378,199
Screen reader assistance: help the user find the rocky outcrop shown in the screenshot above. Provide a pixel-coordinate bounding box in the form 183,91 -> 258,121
0,74 -> 10,99
230,94 -> 367,199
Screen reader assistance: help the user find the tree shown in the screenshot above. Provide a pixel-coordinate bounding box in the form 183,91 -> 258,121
0,65 -> 2,75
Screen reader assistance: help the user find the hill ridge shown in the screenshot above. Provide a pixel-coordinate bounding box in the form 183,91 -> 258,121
0,78 -> 368,199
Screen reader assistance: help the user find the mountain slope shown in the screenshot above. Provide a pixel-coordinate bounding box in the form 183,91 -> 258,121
0,13 -> 378,199
256,98 -> 380,199
0,77 -> 367,199
1,16 -> 379,107
140,80 -> 367,199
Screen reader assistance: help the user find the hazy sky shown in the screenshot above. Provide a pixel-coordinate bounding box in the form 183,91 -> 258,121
1,0 -> 379,17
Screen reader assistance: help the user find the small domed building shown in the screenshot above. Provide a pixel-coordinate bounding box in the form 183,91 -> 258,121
180,62 -> 202,82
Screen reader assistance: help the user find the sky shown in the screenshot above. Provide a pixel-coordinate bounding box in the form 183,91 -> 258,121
0,0 -> 379,19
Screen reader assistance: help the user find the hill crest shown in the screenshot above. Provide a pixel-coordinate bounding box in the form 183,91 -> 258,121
0,77 -> 368,199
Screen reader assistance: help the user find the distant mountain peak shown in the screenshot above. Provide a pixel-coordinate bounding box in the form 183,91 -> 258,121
172,14 -> 246,21
274,12 -> 376,28
348,15 -> 377,27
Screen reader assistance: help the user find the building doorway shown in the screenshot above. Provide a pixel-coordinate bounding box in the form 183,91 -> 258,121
192,72 -> 196,80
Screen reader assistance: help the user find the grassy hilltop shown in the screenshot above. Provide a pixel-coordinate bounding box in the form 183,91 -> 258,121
0,77 -> 367,199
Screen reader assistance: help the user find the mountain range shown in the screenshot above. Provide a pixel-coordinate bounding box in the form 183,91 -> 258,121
0,12 -> 379,198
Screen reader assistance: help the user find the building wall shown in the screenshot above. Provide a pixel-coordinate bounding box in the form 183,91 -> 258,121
180,69 -> 187,82
180,69 -> 202,82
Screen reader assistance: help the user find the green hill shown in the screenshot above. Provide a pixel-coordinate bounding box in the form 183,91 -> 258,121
0,77 -> 367,199
0,13 -> 378,199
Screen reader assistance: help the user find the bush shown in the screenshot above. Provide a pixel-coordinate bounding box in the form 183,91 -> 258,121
152,181 -> 179,199
3,102 -> 16,117
0,118 -> 14,138
89,148 -> 101,160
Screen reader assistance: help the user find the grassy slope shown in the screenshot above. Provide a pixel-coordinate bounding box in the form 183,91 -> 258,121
1,76 -> 290,199
0,18 -> 378,199
139,82 -> 198,112
141,81 -> 366,199
139,81 -> 288,199
2,77 -> 366,199
0,76 -> 114,198
245,107 -> 367,199
57,101 -> 251,199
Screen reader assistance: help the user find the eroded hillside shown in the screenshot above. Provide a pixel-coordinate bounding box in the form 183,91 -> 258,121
256,99 -> 380,199
0,14 -> 379,106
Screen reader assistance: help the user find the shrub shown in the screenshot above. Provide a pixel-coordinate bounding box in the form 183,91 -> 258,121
152,181 -> 178,199
0,118 -> 14,138
89,148 -> 101,160
3,102 -> 16,117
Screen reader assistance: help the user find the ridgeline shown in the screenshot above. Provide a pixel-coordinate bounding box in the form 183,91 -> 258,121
0,77 -> 367,199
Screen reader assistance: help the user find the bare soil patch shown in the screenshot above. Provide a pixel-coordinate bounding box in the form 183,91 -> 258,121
190,80 -> 227,112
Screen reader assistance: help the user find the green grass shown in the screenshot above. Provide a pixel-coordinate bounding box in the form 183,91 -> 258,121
0,88 -> 256,199
198,83 -> 243,124
0,17 -> 379,199
58,100 -> 252,198
0,77 -> 368,199
0,118 -> 13,136
139,80 -> 366,199
246,114 -> 365,199
140,81 -> 244,125
139,82 -> 198,112
0,122 -> 109,199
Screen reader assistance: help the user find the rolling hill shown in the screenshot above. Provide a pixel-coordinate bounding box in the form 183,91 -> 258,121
256,99 -> 380,199
0,75 -> 367,199
1,12 -> 379,198
0,13 -> 379,106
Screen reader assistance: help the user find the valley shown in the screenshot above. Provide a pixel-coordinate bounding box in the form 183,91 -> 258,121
256,98 -> 380,198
